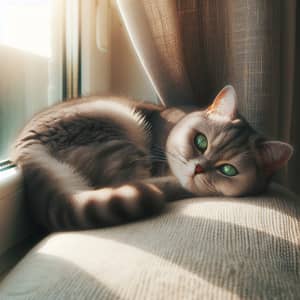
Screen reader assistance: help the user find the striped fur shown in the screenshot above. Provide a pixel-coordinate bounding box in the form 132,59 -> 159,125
13,97 -> 169,231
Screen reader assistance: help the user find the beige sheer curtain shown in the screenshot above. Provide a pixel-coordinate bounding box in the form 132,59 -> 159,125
117,0 -> 299,194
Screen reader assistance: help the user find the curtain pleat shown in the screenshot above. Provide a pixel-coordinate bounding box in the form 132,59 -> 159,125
178,0 -> 232,106
116,0 -> 194,106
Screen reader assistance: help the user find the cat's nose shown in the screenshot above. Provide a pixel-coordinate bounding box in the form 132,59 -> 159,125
194,164 -> 204,175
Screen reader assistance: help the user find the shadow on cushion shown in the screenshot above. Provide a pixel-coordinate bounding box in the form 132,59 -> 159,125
0,184 -> 299,299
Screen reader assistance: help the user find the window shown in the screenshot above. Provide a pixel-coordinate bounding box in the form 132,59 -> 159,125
0,0 -> 157,160
0,0 -> 64,159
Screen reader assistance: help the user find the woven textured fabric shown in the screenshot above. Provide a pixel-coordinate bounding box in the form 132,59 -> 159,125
177,0 -> 282,137
118,0 -> 282,134
1,184 -> 299,299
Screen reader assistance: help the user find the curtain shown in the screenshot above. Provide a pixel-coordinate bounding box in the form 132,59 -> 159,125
116,0 -> 299,194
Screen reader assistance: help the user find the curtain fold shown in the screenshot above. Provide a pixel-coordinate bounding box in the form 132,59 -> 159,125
116,0 -> 195,106
117,0 -> 299,194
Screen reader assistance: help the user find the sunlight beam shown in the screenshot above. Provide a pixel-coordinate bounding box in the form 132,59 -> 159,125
0,1 -> 52,58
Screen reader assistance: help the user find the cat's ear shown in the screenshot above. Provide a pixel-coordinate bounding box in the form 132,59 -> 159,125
258,141 -> 293,176
207,85 -> 237,121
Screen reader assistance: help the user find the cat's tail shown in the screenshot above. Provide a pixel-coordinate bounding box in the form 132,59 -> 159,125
15,144 -> 165,231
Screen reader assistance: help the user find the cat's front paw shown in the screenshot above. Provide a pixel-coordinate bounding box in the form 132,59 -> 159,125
74,182 -> 165,228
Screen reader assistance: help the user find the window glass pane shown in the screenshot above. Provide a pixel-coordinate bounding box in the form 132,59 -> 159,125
0,0 -> 63,159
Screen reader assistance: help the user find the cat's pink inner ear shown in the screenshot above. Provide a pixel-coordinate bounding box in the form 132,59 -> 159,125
207,85 -> 237,120
258,141 -> 294,176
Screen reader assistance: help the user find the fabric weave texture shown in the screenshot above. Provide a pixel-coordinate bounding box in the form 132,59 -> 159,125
1,184 -> 299,299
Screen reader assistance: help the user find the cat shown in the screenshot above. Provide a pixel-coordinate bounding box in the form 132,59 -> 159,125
12,85 -> 293,232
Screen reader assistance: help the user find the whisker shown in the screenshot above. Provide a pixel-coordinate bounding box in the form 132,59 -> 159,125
127,155 -> 168,165
165,150 -> 187,165
151,145 -> 187,165
151,146 -> 166,153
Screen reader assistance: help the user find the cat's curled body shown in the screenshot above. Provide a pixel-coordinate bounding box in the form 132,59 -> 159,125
12,86 -> 293,231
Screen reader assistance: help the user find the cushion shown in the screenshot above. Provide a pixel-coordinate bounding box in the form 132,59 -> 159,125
0,184 -> 299,299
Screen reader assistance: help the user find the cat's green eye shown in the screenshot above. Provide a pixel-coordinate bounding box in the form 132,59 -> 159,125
194,133 -> 208,153
219,164 -> 238,177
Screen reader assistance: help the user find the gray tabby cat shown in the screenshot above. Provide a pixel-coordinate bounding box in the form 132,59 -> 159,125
12,86 -> 293,232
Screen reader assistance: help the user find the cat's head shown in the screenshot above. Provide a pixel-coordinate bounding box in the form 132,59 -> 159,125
166,85 -> 293,196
